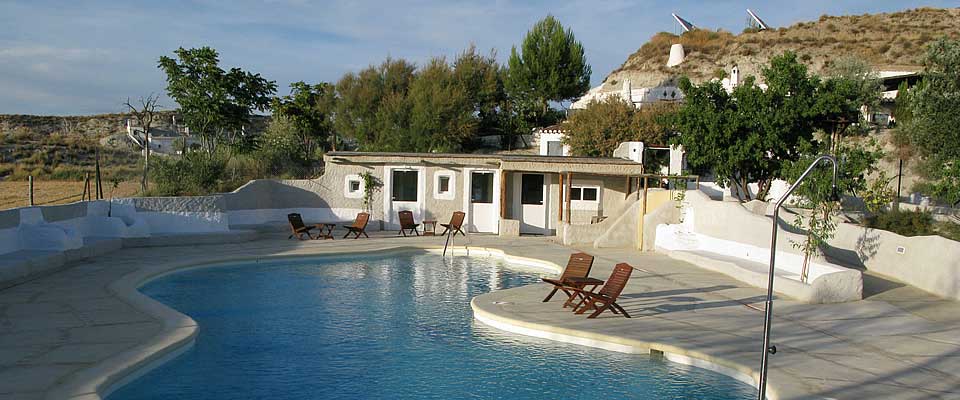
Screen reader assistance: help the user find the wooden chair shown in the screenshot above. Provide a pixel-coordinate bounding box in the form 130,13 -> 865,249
570,263 -> 634,319
397,210 -> 420,237
343,212 -> 370,239
439,211 -> 466,237
541,252 -> 594,303
287,213 -> 315,240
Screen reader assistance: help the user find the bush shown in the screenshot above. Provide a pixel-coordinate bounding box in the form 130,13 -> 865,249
865,209 -> 934,237
150,151 -> 230,196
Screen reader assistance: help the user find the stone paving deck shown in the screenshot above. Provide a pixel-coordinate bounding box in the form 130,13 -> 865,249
0,233 -> 957,399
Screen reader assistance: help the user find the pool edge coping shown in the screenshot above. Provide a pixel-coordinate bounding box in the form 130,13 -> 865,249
46,244 -> 777,400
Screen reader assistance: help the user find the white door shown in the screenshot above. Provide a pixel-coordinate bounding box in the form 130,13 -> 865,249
518,173 -> 549,235
386,168 -> 423,229
467,170 -> 498,233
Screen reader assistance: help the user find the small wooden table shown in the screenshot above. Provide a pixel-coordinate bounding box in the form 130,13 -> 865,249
315,223 -> 337,240
562,277 -> 604,309
422,220 -> 437,236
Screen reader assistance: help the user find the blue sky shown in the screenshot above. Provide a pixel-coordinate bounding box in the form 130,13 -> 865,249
0,0 -> 954,115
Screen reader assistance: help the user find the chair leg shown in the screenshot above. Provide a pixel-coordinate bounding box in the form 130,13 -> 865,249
612,302 -> 630,318
414,228 -> 419,236
362,231 -> 369,238
542,286 -> 560,302
587,303 -> 611,319
343,231 -> 350,239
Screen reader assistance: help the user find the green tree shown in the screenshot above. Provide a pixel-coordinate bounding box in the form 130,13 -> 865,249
271,81 -> 336,162
408,57 -> 478,152
453,46 -> 505,136
564,98 -> 675,157
158,47 -> 276,152
674,52 -> 824,201
506,15 -> 591,122
335,58 -> 416,150
900,37 -> 960,205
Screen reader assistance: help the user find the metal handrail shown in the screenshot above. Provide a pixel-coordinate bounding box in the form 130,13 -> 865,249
757,154 -> 838,400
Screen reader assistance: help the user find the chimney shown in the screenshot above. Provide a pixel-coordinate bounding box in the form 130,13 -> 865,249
667,44 -> 686,67
731,65 -> 740,87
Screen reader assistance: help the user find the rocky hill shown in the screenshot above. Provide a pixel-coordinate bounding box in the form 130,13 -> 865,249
599,7 -> 960,90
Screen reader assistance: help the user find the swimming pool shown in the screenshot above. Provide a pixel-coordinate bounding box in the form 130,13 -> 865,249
109,252 -> 754,399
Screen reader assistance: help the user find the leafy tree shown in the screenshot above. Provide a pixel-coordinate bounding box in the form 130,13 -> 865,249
272,81 -> 336,162
158,47 -> 276,152
674,52 -> 825,201
335,58 -> 416,150
900,37 -> 960,205
453,46 -> 505,136
408,57 -> 478,152
564,98 -> 675,157
506,15 -> 591,122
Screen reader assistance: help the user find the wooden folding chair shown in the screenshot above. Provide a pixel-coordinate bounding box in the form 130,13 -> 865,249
570,263 -> 634,319
439,211 -> 466,237
541,252 -> 594,303
287,213 -> 315,240
343,212 -> 370,239
397,210 -> 420,237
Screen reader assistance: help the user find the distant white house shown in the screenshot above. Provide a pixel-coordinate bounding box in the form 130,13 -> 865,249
126,117 -> 198,155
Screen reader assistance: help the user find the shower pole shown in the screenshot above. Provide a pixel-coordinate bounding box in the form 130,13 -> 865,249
757,155 -> 838,400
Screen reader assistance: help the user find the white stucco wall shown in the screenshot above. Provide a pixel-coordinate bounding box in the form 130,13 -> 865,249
654,191 -> 862,303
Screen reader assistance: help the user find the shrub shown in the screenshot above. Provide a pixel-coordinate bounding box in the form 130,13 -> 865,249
935,221 -> 960,242
150,151 -> 229,196
865,209 -> 934,237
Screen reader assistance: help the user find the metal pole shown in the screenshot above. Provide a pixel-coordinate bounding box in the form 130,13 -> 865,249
896,158 -> 903,210
28,176 -> 34,206
757,154 -> 837,400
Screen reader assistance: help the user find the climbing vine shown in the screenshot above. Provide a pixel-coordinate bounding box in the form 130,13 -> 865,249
360,172 -> 382,213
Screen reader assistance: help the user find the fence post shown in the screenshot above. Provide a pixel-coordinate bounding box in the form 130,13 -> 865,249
28,175 -> 34,206
82,173 -> 90,201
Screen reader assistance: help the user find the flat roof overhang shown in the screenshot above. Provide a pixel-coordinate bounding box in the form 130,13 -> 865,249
324,151 -> 647,176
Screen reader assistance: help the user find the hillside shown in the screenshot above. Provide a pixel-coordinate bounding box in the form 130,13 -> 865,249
0,111 -> 270,182
600,7 -> 960,90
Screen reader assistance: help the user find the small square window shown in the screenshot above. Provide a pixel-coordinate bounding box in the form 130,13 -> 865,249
582,188 -> 598,201
438,176 -> 450,193
349,180 -> 361,193
570,187 -> 582,201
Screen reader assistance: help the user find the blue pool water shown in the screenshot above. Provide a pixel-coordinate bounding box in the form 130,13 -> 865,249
109,253 -> 754,399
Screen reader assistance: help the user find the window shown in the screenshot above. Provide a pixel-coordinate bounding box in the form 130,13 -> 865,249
520,174 -> 544,205
344,175 -> 363,198
569,186 -> 600,202
392,170 -> 419,202
569,184 -> 600,210
471,172 -> 493,203
546,141 -> 563,156
439,176 -> 450,193
434,171 -> 455,200
582,187 -> 598,201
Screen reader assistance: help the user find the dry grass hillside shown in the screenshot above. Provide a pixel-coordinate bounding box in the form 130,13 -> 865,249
601,7 -> 960,89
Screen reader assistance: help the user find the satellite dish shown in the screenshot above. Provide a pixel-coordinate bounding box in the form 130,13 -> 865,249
672,13 -> 695,33
746,9 -> 770,30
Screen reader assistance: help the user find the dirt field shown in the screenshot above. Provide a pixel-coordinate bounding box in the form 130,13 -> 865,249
0,180 -> 141,210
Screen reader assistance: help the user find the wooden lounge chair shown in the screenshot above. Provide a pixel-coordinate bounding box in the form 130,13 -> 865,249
397,210 -> 420,237
570,263 -> 634,319
287,213 -> 315,240
541,252 -> 595,303
439,211 -> 466,237
343,212 -> 370,239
